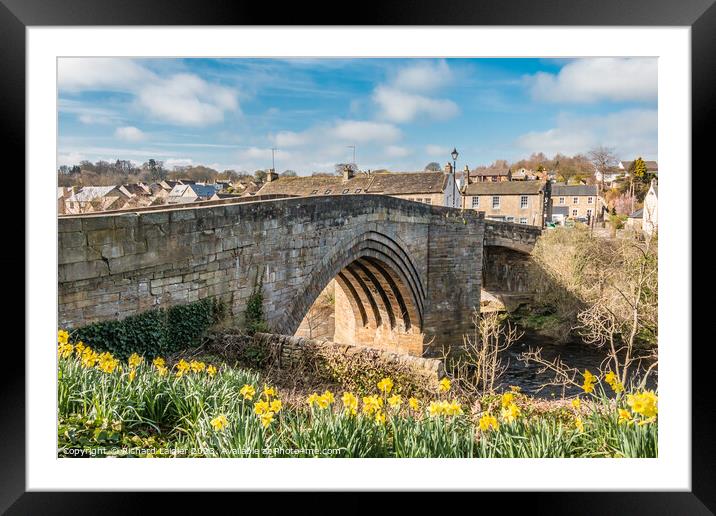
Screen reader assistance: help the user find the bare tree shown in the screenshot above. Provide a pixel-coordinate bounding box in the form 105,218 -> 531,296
588,146 -> 618,195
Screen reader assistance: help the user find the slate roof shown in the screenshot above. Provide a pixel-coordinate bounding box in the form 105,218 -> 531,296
463,180 -> 545,196
629,208 -> 644,218
550,183 -> 598,197
552,206 -> 569,216
67,186 -> 126,202
365,172 -> 448,195
472,168 -> 511,177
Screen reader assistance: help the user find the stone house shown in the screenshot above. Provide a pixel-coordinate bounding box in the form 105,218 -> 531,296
550,183 -> 602,221
470,163 -> 512,183
64,185 -> 133,214
643,180 -> 658,236
166,183 -> 221,204
462,180 -> 547,226
256,167 -> 461,208
57,186 -> 78,214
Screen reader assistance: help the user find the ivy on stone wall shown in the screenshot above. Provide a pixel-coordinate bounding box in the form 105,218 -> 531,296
71,297 -> 225,359
244,274 -> 269,335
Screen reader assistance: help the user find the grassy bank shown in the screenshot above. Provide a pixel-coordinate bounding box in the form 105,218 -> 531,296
57,332 -> 658,458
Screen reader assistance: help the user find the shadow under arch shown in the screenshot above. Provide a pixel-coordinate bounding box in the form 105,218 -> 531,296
278,230 -> 426,344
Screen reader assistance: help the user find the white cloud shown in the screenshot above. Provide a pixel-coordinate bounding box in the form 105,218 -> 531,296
526,58 -> 657,103
58,59 -> 240,127
165,158 -> 194,168
114,126 -> 145,141
516,109 -> 657,159
58,58 -> 150,92
333,120 -> 401,143
57,151 -> 86,167
272,130 -> 311,148
390,60 -> 453,94
425,144 -> 449,157
373,86 -> 459,123
138,74 -> 239,126
384,145 -> 410,158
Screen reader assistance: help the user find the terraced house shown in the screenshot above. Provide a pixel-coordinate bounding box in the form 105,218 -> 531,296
461,180 -> 547,227
550,183 -> 602,221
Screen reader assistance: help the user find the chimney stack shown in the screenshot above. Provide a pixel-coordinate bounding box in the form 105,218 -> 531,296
343,165 -> 355,181
265,169 -> 278,183
463,165 -> 470,185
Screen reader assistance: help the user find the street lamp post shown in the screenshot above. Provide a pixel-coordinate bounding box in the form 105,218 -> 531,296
451,147 -> 459,208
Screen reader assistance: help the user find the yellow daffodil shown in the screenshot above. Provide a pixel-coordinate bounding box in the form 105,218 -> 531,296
377,377 -> 393,394
479,413 -> 499,432
316,390 -> 334,409
207,365 -> 217,377
74,342 -> 86,356
408,397 -> 420,410
571,398 -> 581,410
152,357 -> 166,369
575,416 -> 584,433
259,411 -> 275,428
57,329 -> 69,345
128,353 -> 143,368
263,385 -> 277,398
604,371 -> 625,393
156,365 -> 167,377
581,369 -> 596,393
627,390 -> 658,418
269,399 -> 283,413
428,400 -> 463,417
254,400 -> 270,415
58,342 -> 74,359
374,411 -> 386,425
81,347 -> 98,368
618,408 -> 633,425
175,359 -> 190,377
240,384 -> 256,400
97,352 -> 119,374
500,403 -> 521,424
210,414 -> 229,432
128,369 -> 136,382
307,392 -> 320,407
362,395 -> 383,415
438,377 -> 451,393
501,392 -> 515,408
387,394 -> 403,408
189,360 -> 205,373
342,392 -> 358,415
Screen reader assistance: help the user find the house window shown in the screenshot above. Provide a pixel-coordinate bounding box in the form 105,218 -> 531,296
588,196 -> 593,204
324,189 -> 332,194
424,198 -> 431,205
492,196 -> 500,209
355,189 -> 362,193
573,197 -> 579,204
520,195 -> 528,209
342,189 -> 349,194
506,216 -> 515,222
572,209 -> 578,217
587,209 -> 593,217
519,217 -> 527,225
471,197 -> 479,208
310,190 -> 318,194
559,197 -> 565,204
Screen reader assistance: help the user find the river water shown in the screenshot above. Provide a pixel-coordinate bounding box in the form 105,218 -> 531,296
497,331 -> 658,398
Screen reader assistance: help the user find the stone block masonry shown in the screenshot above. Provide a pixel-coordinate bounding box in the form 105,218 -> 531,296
59,195 -> 488,356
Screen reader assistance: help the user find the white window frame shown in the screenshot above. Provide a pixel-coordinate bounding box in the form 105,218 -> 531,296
559,197 -> 565,204
572,209 -> 578,217
471,196 -> 479,209
519,217 -> 527,224
573,197 -> 579,204
492,196 -> 500,209
588,196 -> 593,204
520,195 -> 528,209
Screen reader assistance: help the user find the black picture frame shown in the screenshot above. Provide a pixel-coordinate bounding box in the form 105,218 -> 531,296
2,0 -> 707,511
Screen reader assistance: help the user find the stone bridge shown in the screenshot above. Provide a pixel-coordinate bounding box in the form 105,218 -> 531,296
58,195 -> 539,356
481,220 -> 542,311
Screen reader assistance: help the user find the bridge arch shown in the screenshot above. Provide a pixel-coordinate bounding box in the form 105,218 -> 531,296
280,230 -> 426,351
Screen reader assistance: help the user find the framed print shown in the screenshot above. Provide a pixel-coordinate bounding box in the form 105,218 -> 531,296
3,0 -> 710,510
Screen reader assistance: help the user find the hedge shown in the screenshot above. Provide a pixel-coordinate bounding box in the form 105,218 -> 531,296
70,297 -> 226,359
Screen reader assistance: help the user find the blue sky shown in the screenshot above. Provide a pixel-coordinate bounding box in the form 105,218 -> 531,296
58,57 -> 657,174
